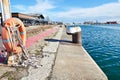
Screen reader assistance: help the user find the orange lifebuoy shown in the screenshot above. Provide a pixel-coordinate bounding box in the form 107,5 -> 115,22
1,18 -> 26,53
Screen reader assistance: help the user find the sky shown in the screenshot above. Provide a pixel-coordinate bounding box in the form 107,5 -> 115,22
2,0 -> 120,23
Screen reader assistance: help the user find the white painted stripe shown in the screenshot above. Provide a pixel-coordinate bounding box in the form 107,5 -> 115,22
20,31 -> 26,34
3,38 -> 12,43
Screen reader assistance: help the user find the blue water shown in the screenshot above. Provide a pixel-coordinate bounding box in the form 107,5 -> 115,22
81,24 -> 120,80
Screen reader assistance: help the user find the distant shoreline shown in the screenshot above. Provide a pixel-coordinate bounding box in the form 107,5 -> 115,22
80,24 -> 120,26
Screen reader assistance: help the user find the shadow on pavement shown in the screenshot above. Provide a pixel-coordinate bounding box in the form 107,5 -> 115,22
45,39 -> 72,43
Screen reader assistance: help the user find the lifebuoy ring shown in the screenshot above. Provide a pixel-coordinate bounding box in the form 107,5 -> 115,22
1,18 -> 26,53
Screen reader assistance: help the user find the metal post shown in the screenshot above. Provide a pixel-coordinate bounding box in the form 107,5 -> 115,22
0,0 -> 11,22
0,0 -> 11,55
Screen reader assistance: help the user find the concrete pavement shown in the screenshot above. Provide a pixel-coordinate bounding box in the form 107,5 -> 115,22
0,25 -> 108,80
21,26 -> 63,80
50,26 -> 108,80
22,25 -> 108,80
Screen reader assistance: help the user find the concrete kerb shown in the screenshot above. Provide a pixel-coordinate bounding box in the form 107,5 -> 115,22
21,26 -> 64,80
81,47 -> 108,79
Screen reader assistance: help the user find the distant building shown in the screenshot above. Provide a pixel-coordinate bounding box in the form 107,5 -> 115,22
83,21 -> 94,25
106,21 -> 117,24
56,22 -> 63,25
117,21 -> 120,24
30,13 -> 49,25
12,13 -> 36,26
0,13 -> 48,27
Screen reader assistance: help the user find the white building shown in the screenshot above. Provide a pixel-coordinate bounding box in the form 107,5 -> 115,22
117,21 -> 120,24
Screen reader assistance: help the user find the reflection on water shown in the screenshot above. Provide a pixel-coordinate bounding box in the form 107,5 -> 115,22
81,25 -> 120,80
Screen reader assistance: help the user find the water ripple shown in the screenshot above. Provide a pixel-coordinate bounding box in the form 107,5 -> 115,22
81,25 -> 120,80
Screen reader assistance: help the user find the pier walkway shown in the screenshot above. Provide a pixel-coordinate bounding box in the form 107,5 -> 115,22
0,25 -> 108,80
50,26 -> 108,80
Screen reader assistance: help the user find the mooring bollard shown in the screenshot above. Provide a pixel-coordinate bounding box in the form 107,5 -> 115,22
72,31 -> 82,44
66,25 -> 82,45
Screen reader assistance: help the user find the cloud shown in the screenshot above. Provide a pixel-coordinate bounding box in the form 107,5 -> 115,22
12,5 -> 26,11
119,0 -> 120,2
27,0 -> 56,13
50,2 -> 120,23
12,0 -> 120,22
12,0 -> 56,13
56,2 -> 120,18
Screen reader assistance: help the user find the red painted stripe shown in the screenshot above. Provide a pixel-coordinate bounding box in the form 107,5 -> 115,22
0,28 -> 57,63
25,28 -> 57,48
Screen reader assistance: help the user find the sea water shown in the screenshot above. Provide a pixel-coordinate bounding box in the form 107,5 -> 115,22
81,24 -> 120,80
